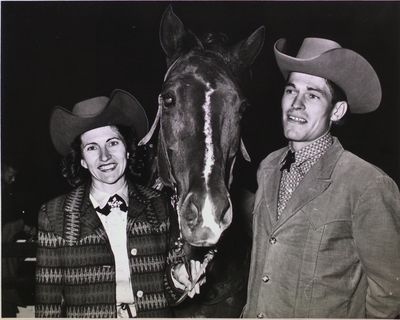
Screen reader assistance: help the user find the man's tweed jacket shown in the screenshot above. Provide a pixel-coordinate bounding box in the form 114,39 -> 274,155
35,182 -> 185,318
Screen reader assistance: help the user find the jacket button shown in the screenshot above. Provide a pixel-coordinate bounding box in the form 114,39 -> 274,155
262,275 -> 270,283
131,248 -> 137,256
257,312 -> 264,318
269,237 -> 277,244
136,290 -> 144,298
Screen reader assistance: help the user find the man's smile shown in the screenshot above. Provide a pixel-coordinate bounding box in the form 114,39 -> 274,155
98,163 -> 117,172
287,114 -> 307,123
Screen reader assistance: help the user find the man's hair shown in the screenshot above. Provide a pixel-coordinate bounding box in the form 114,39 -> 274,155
325,79 -> 347,106
61,125 -> 148,187
325,79 -> 349,125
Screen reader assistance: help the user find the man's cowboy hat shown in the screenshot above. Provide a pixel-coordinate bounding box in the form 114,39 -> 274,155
50,89 -> 149,156
274,37 -> 382,113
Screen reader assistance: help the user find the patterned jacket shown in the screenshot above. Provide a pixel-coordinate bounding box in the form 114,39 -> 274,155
35,182 -> 185,318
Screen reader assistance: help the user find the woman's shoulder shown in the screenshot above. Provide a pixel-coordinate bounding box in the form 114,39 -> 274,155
43,184 -> 87,208
130,182 -> 171,204
130,183 -> 172,224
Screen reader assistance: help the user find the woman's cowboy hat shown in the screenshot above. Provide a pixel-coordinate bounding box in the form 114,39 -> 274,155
50,89 -> 149,156
274,37 -> 381,113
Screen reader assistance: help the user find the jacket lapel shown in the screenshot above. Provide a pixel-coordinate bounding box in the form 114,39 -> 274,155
79,184 -> 107,240
260,148 -> 288,228
126,182 -> 148,231
127,182 -> 147,218
274,138 -> 344,231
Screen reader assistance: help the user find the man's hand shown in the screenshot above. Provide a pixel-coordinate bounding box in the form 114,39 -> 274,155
172,260 -> 206,298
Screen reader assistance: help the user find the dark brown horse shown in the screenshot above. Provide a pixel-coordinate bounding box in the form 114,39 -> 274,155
141,6 -> 264,247
139,7 -> 264,316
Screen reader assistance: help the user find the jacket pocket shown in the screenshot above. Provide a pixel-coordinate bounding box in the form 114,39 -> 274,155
304,279 -> 349,317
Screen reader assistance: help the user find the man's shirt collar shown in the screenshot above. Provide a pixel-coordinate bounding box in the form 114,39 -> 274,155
286,131 -> 333,167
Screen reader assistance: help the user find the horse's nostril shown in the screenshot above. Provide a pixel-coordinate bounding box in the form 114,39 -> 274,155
220,199 -> 232,228
186,201 -> 199,228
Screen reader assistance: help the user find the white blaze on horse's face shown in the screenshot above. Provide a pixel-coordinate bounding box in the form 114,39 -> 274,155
202,83 -> 215,187
197,83 -> 234,244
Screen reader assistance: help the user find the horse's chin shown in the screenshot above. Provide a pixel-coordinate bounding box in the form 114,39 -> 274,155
180,223 -> 226,247
185,237 -> 218,248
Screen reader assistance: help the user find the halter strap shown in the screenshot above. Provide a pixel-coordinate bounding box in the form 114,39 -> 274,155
163,57 -> 181,81
138,58 -> 181,147
138,95 -> 162,146
240,138 -> 251,162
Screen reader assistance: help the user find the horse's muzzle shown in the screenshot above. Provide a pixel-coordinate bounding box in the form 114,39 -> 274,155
179,191 -> 232,247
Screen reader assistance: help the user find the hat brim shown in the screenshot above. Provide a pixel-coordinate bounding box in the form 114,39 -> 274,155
50,89 -> 149,156
274,39 -> 381,114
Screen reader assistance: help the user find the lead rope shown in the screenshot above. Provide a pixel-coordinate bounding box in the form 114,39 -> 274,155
169,183 -> 217,306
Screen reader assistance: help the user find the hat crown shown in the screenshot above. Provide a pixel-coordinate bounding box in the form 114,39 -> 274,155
274,37 -> 381,113
72,96 -> 109,118
297,38 -> 342,59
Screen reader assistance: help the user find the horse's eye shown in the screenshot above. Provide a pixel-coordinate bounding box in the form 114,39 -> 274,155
161,93 -> 175,108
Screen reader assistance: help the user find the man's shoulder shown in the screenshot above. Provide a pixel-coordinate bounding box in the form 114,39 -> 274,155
258,146 -> 288,170
333,149 -> 400,194
339,149 -> 388,178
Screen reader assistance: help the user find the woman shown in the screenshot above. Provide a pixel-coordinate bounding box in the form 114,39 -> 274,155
35,89 -> 202,318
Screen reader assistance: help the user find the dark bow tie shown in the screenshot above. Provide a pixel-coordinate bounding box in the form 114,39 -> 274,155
280,150 -> 296,172
96,194 -> 128,216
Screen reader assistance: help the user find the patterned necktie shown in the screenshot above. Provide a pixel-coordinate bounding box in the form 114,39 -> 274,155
96,194 -> 128,216
280,150 -> 296,172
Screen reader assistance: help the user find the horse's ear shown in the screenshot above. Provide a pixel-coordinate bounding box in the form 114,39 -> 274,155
232,26 -> 265,67
159,6 -> 203,65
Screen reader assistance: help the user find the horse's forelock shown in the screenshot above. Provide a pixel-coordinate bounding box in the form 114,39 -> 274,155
188,42 -> 250,86
201,32 -> 230,47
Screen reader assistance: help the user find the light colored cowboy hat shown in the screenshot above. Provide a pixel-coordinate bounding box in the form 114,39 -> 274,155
274,37 -> 382,113
50,89 -> 149,156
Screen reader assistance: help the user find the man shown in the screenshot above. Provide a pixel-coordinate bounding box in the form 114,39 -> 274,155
35,89 -> 204,318
243,38 -> 400,318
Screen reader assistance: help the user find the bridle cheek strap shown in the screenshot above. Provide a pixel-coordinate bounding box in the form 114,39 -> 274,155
158,120 -> 178,188
138,95 -> 163,146
240,138 -> 251,162
139,57 -> 181,147
228,156 -> 237,188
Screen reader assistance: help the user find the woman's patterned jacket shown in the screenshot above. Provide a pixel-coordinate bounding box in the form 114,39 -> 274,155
35,182 -> 185,318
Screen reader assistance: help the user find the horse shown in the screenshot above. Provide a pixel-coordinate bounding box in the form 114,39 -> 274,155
139,7 -> 264,317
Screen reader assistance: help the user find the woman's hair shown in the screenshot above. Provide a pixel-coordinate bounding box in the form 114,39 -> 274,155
61,125 -> 150,187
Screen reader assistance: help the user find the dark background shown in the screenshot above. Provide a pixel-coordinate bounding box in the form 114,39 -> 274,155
2,1 -> 400,225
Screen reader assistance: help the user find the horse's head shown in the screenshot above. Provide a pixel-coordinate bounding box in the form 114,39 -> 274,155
145,7 -> 264,247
